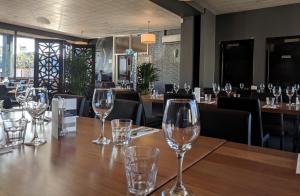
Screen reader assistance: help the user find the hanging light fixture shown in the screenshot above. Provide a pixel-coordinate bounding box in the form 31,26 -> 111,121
141,21 -> 156,44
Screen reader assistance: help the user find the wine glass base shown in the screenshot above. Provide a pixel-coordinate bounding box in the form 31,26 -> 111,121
25,138 -> 47,146
161,188 -> 195,196
92,137 -> 110,145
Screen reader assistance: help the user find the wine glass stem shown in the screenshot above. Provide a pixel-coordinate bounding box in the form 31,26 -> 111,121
175,152 -> 185,189
32,119 -> 38,139
99,118 -> 105,139
21,105 -> 24,119
276,97 -> 278,105
289,97 -> 291,106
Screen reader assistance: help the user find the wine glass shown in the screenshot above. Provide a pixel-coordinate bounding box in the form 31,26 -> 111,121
162,99 -> 200,195
268,83 -> 273,93
173,83 -> 179,94
15,84 -> 28,120
294,84 -> 299,96
240,83 -> 244,90
184,83 -> 190,94
273,86 -> 282,106
259,83 -> 265,93
212,83 -> 220,101
286,86 -> 295,106
25,87 -> 49,146
225,83 -> 232,97
149,82 -> 155,97
92,88 -> 114,145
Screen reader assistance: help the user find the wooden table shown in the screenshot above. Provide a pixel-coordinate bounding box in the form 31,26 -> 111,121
141,95 -> 300,115
153,142 -> 300,196
0,117 -> 225,196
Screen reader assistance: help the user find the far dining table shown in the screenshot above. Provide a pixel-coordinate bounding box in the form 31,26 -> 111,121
141,95 -> 300,115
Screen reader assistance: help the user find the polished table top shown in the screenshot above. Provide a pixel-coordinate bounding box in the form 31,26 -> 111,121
0,117 -> 225,196
153,142 -> 300,196
141,95 -> 300,115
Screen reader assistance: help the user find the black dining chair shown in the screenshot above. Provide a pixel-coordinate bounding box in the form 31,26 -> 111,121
0,85 -> 8,96
53,94 -> 89,117
217,97 -> 269,147
165,84 -> 173,93
199,107 -> 251,145
106,99 -> 141,125
163,93 -> 195,107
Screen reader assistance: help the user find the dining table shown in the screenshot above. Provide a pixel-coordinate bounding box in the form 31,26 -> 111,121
0,116 -> 225,196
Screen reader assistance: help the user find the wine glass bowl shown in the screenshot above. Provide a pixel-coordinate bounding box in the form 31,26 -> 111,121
225,83 -> 232,97
184,83 -> 190,94
212,83 -> 220,101
15,84 -> 29,120
92,88 -> 114,145
173,83 -> 179,94
162,99 -> 200,195
239,83 -> 244,90
286,86 -> 295,106
272,86 -> 282,106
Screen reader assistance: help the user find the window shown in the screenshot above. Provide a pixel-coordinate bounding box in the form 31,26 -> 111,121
16,37 -> 34,78
0,33 -> 14,78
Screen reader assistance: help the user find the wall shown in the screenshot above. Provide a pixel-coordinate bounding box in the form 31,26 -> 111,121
148,29 -> 181,92
216,3 -> 300,84
200,9 -> 216,88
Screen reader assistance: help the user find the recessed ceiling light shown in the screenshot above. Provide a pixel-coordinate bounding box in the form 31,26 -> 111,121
36,17 -> 51,25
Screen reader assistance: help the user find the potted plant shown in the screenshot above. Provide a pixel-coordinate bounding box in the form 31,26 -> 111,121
64,53 -> 91,97
137,62 -> 159,94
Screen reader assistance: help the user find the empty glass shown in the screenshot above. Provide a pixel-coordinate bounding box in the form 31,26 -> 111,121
212,83 -> 220,101
92,88 -> 114,145
25,87 -> 49,146
173,83 -> 179,94
294,84 -> 299,95
204,94 -> 212,103
225,83 -> 232,97
268,83 -> 273,93
149,82 -> 155,97
259,83 -> 265,93
273,86 -> 282,106
184,83 -> 190,94
240,83 -> 244,90
111,119 -> 132,145
3,118 -> 28,146
124,146 -> 160,195
162,99 -> 200,195
286,86 -> 295,106
15,84 -> 29,120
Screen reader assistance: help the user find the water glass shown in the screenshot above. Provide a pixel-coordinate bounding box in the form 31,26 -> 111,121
111,119 -> 132,145
204,94 -> 211,103
3,118 -> 28,146
240,83 -> 244,90
124,146 -> 160,195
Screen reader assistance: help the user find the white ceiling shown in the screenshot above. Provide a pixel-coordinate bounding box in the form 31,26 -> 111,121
0,0 -> 181,38
192,0 -> 300,15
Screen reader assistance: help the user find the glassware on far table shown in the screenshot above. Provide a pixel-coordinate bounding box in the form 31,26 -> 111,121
184,83 -> 190,94
162,99 -> 200,196
286,86 -> 295,106
259,83 -> 265,93
25,87 -> 49,146
212,83 -> 220,101
173,83 -> 179,94
92,88 -> 114,145
225,83 -> 232,97
124,146 -> 160,195
272,86 -> 282,106
268,83 -> 273,93
15,84 -> 29,120
149,82 -> 155,97
240,83 -> 244,90
294,84 -> 299,95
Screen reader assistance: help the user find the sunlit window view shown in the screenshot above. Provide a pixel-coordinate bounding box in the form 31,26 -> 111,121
0,33 -> 14,78
16,37 -> 34,78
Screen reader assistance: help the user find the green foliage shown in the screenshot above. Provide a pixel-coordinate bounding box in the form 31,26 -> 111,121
137,63 -> 159,94
64,53 -> 90,96
16,53 -> 34,69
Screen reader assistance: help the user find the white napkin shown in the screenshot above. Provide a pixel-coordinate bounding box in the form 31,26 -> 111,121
130,127 -> 160,138
297,154 -> 300,174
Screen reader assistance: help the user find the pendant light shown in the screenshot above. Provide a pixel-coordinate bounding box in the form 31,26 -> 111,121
141,21 -> 156,44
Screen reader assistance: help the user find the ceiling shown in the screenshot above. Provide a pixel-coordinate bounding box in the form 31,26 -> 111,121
190,0 -> 300,15
0,0 -> 181,38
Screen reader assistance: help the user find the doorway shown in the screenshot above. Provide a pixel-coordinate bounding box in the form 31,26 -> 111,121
220,39 -> 254,87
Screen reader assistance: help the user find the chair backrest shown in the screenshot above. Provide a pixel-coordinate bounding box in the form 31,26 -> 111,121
0,85 -> 8,96
115,91 -> 140,102
165,84 -> 173,93
163,93 -> 195,107
53,94 -> 89,117
199,107 -> 251,145
0,96 -> 12,109
99,81 -> 115,88
217,97 -> 263,146
107,99 -> 141,125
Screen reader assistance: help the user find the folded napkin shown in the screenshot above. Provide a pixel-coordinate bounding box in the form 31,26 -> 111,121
130,127 -> 160,138
297,154 -> 300,174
